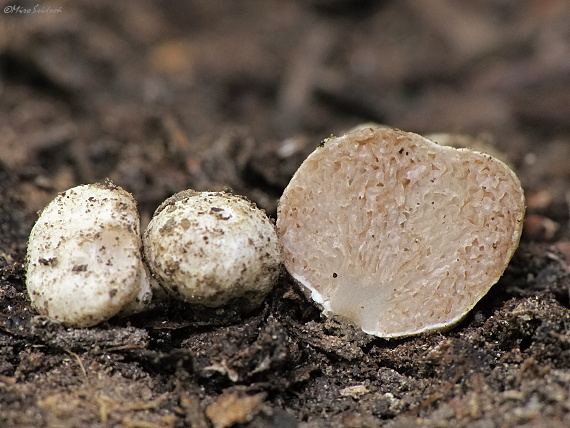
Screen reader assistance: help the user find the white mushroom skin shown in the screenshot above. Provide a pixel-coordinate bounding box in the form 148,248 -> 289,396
26,183 -> 152,327
143,191 -> 282,308
277,127 -> 525,338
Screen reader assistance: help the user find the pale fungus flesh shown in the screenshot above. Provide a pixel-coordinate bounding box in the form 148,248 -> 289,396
143,190 -> 282,308
25,183 -> 153,327
277,127 -> 525,338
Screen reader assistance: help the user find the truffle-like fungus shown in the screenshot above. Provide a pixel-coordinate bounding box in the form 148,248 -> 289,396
26,183 -> 153,327
143,190 -> 282,308
277,127 -> 525,338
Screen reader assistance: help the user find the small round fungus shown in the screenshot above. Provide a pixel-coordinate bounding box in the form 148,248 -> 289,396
26,183 -> 153,327
143,190 -> 282,308
277,127 -> 525,338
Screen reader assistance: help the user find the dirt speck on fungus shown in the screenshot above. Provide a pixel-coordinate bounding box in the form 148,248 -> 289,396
1,1 -> 570,427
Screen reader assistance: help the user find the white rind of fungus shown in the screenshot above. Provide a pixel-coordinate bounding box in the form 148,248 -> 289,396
277,127 -> 525,338
143,190 -> 282,308
26,183 -> 152,327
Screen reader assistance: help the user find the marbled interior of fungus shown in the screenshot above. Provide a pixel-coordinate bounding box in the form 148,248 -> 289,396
277,128 -> 525,338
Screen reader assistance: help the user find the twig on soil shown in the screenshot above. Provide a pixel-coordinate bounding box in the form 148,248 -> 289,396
96,344 -> 148,353
204,359 -> 239,383
64,349 -> 87,378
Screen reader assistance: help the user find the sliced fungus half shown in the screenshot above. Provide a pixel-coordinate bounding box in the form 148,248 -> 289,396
276,127 -> 525,338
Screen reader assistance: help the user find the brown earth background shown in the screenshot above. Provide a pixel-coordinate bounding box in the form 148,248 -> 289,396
1,1 -> 570,427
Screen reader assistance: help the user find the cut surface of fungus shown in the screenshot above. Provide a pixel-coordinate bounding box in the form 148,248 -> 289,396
143,190 -> 282,308
277,127 -> 525,338
26,183 -> 153,327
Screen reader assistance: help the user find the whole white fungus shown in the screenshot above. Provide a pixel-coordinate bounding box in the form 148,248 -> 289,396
143,190 -> 282,308
277,127 -> 525,338
26,182 -> 153,327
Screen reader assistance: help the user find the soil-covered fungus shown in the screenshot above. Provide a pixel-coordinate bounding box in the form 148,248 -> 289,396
26,183 -> 153,327
143,190 -> 282,309
277,127 -> 525,338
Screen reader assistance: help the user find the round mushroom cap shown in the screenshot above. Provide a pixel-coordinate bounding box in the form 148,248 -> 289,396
143,191 -> 282,308
277,127 -> 525,338
26,183 -> 152,327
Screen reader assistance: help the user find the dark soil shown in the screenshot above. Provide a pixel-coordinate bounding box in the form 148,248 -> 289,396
1,1 -> 570,427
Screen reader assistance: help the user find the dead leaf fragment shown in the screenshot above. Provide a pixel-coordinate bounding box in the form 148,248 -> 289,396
205,392 -> 266,428
339,384 -> 369,398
